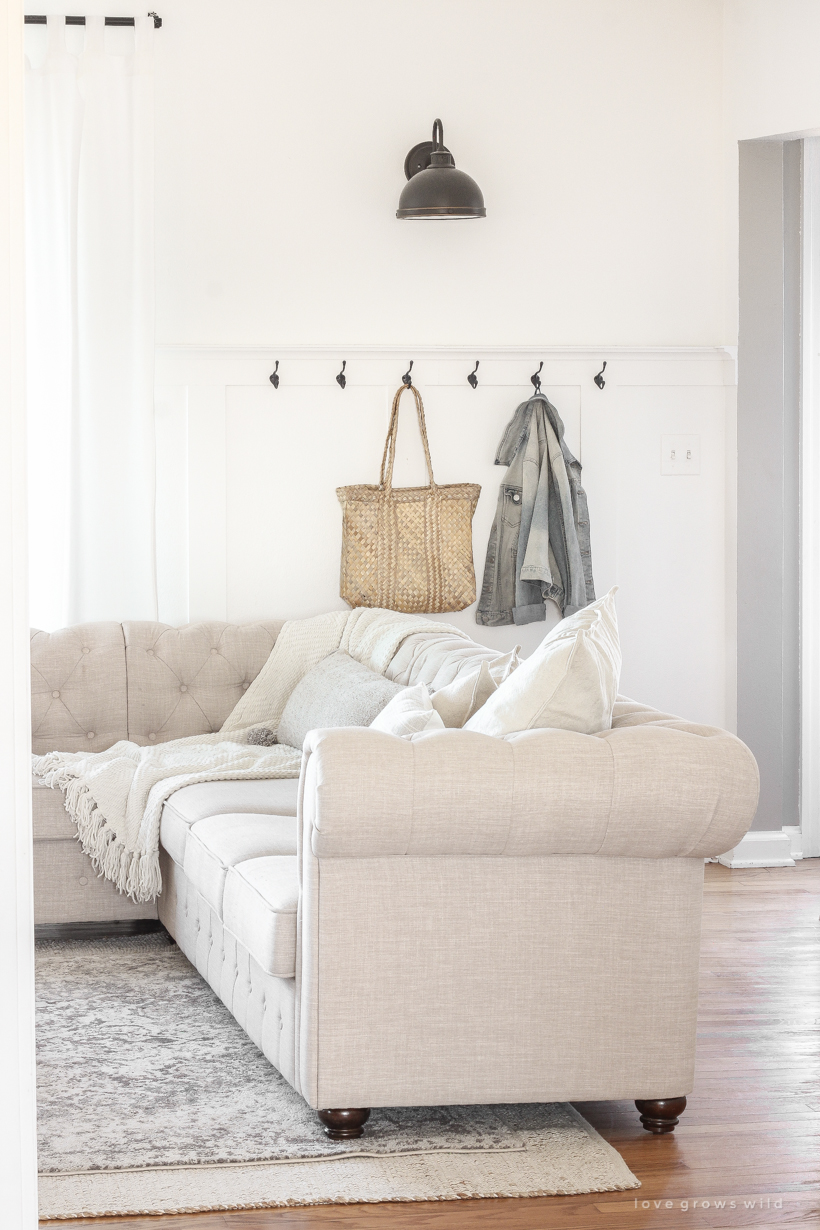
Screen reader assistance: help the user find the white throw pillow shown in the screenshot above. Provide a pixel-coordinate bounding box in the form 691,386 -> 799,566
369,684 -> 445,738
430,661 -> 497,728
463,588 -> 621,737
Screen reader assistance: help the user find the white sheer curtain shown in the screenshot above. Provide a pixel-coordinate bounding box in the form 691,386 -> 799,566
25,15 -> 157,630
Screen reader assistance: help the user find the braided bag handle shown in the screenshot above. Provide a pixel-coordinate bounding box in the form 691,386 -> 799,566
379,384 -> 437,491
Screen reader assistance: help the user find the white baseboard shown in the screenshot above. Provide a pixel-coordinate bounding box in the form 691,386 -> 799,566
783,826 -> 804,860
717,829 -> 796,869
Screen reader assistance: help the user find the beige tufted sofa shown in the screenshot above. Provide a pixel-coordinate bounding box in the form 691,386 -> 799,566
31,617 -> 759,1138
31,619 -> 282,924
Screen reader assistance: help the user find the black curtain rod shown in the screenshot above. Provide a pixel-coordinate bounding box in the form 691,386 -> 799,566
25,12 -> 162,26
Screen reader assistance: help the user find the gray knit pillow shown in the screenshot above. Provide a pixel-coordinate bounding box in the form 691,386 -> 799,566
277,650 -> 403,749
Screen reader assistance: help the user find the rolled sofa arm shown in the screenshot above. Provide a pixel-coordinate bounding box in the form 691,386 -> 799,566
301,717 -> 759,861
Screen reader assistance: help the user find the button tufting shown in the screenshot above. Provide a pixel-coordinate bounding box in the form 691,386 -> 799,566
52,690 -> 60,698
87,732 -> 95,739
148,732 -> 156,740
210,648 -> 218,655
82,647 -> 90,654
79,876 -> 88,885
242,682 -> 249,690
146,649 -> 154,656
180,684 -> 188,692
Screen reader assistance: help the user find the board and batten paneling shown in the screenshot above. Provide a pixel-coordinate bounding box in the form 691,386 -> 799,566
155,347 -> 734,730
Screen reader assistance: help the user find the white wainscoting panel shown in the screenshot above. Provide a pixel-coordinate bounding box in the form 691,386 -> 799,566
155,346 -> 735,728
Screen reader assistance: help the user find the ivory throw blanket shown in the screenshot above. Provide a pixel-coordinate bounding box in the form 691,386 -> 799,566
32,609 -> 468,903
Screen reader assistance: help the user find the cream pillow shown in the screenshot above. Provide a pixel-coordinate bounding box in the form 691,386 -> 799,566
463,588 -> 621,737
430,662 -> 497,728
369,684 -> 445,738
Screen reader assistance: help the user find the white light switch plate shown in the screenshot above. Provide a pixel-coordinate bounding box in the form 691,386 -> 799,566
661,434 -> 701,475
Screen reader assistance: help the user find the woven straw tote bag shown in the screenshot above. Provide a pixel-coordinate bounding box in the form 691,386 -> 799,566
337,383 -> 481,613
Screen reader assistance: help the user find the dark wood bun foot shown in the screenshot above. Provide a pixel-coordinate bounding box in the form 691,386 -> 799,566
635,1097 -> 687,1134
317,1108 -> 371,1140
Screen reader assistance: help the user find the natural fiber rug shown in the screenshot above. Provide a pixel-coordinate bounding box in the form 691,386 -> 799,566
36,934 -> 639,1219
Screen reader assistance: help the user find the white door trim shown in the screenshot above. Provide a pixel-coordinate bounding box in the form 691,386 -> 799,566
800,137 -> 820,858
0,0 -> 39,1223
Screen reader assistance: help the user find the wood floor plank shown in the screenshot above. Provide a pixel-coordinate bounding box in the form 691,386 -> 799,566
40,861 -> 820,1229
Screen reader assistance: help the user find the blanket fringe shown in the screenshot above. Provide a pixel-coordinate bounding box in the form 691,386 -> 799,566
33,754 -> 161,904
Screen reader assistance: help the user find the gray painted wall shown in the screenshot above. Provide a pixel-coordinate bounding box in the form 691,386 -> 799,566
737,139 -> 801,832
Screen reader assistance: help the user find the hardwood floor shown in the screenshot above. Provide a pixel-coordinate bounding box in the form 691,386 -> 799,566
46,860 -> 820,1229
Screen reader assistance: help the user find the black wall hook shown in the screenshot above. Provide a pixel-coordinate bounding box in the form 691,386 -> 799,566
468,361 -> 479,390
336,360 -> 347,390
594,361 -> 607,390
269,360 -> 279,389
530,361 -> 544,395
402,360 -> 414,387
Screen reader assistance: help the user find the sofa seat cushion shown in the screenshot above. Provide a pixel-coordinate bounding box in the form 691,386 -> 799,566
183,814 -> 297,917
159,778 -> 299,865
223,856 -> 298,979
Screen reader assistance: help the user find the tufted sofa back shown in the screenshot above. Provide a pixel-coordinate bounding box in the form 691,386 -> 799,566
31,619 -> 284,755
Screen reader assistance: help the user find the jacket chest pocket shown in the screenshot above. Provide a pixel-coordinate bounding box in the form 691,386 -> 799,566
501,485 -> 523,527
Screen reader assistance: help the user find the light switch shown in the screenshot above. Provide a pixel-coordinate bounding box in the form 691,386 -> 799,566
661,435 -> 700,476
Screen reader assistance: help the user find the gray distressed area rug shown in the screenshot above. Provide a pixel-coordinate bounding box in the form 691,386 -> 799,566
36,934 -> 639,1219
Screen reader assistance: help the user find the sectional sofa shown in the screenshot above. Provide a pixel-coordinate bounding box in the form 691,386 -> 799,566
31,617 -> 759,1139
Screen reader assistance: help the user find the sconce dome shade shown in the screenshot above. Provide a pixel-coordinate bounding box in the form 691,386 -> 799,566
397,120 -> 486,220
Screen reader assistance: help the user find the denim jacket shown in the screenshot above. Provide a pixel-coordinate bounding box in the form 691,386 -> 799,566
476,395 -> 595,626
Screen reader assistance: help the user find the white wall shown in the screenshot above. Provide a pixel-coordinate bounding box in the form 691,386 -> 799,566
27,1 -> 738,727
724,0 -> 820,142
722,1 -> 820,340
149,0 -> 725,349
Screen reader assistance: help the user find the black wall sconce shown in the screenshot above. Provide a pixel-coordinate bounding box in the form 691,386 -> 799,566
397,119 -> 486,220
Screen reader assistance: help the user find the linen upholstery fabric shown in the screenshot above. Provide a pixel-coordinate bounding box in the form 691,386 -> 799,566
301,721 -> 758,861
124,620 -> 283,746
223,856 -> 299,979
369,685 -> 445,737
159,779 -> 299,867
430,661 -> 497,728
33,835 -> 157,925
33,776 -> 80,841
297,851 -> 703,1109
465,588 -> 620,737
31,619 -> 283,755
277,651 -> 402,750
159,849 -> 297,1089
183,814 -> 297,917
31,622 -> 128,755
